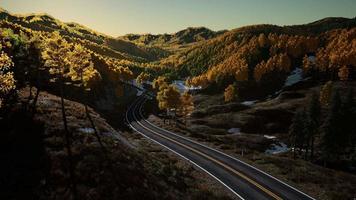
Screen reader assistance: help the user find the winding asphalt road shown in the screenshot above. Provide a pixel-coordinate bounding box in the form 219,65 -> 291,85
126,95 -> 316,200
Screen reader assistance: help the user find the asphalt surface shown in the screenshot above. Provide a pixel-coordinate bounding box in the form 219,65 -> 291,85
126,96 -> 316,200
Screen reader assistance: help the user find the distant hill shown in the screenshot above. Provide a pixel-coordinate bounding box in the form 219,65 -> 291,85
161,17 -> 356,75
0,8 -> 168,61
119,27 -> 226,51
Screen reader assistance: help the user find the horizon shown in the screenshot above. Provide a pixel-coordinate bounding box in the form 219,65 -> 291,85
1,0 -> 356,37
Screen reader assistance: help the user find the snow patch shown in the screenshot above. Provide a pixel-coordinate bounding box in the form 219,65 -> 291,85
228,128 -> 241,135
265,142 -> 289,155
308,56 -> 316,62
172,80 -> 202,93
264,135 -> 277,139
241,100 -> 257,106
136,90 -> 143,96
284,68 -> 303,87
78,127 -> 95,134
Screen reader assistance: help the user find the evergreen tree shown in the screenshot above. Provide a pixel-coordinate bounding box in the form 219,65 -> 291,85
41,32 -> 78,199
340,88 -> 356,159
306,93 -> 321,159
289,109 -> 307,159
321,90 -> 342,162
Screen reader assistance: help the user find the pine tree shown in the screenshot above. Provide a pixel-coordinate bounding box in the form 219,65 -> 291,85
289,109 -> 306,159
67,44 -> 104,152
307,93 -> 321,159
27,34 -> 45,114
321,90 -> 342,163
41,31 -> 78,199
340,88 -> 356,159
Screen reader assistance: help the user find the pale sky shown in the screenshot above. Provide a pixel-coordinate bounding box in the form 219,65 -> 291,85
1,0 -> 355,37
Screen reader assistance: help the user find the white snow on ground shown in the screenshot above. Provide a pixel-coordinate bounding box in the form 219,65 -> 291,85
284,67 -> 303,87
38,99 -> 53,107
241,100 -> 257,106
308,55 -> 316,62
136,90 -> 143,96
78,127 -> 95,134
228,128 -> 241,134
265,142 -> 289,154
264,135 -> 277,139
172,80 -> 202,93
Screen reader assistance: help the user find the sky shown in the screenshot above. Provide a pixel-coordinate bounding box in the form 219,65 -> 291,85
1,0 -> 355,37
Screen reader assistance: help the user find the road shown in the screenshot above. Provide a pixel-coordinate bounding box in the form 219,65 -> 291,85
126,95 -> 315,200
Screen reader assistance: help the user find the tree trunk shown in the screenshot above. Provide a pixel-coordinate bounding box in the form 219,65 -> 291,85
310,136 -> 315,160
84,95 -> 105,151
26,85 -> 33,110
60,78 -> 77,200
31,87 -> 40,117
305,140 -> 310,160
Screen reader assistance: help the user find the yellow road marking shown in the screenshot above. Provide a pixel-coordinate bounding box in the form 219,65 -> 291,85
133,114 -> 282,200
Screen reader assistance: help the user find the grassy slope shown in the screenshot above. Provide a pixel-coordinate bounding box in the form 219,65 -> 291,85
1,88 -> 232,200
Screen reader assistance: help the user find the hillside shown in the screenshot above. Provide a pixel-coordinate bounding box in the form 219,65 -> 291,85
0,8 -> 167,61
1,89 -> 231,200
119,27 -> 225,52
158,17 -> 356,98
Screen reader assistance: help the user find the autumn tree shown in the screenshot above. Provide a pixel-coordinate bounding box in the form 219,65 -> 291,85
0,51 -> 15,109
338,65 -> 349,81
254,53 -> 291,82
41,31 -> 78,199
179,92 -> 194,125
224,84 -> 237,102
156,85 -> 181,123
106,60 -> 134,97
67,44 -> 103,148
152,76 -> 168,91
258,33 -> 268,48
136,72 -> 150,86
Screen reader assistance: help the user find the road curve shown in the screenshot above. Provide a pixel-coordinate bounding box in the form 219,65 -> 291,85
126,96 -> 315,200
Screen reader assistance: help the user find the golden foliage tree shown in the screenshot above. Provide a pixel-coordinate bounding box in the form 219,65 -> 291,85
258,33 -> 268,48
254,53 -> 291,81
179,92 -> 194,124
156,84 -> 181,112
41,31 -> 78,197
224,84 -> 237,102
338,65 -> 349,81
136,72 -> 150,85
152,76 -> 168,90
0,51 -> 15,108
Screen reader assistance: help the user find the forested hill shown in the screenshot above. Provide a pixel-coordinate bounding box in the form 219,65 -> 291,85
159,17 -> 356,98
0,8 -> 168,61
119,27 -> 226,51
